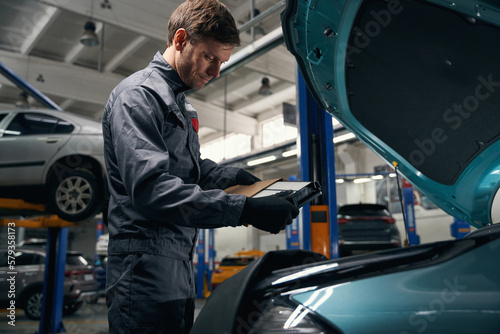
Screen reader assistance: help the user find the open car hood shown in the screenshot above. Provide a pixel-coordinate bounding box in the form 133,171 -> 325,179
282,0 -> 500,228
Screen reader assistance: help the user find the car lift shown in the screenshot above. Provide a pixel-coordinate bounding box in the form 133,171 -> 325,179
296,70 -> 339,259
0,60 -> 72,333
0,198 -> 75,334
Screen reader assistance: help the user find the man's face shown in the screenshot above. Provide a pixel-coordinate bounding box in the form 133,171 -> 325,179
176,37 -> 234,90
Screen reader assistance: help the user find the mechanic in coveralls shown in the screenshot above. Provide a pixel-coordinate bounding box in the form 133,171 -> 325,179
102,0 -> 299,333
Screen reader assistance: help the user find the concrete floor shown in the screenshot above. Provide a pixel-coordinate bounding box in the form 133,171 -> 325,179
0,298 -> 206,334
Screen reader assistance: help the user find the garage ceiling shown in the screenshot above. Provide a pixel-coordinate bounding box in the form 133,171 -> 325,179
0,0 -> 297,144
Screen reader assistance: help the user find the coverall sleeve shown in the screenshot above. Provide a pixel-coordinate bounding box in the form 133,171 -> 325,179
198,158 -> 241,190
108,87 -> 246,228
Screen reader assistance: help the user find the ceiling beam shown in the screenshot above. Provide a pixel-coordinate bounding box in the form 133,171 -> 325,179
39,0 -> 179,41
0,50 -> 122,105
0,50 -> 256,135
104,36 -> 149,72
231,82 -> 295,113
20,7 -> 61,55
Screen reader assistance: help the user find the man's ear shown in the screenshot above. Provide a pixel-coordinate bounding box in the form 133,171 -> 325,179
174,29 -> 188,51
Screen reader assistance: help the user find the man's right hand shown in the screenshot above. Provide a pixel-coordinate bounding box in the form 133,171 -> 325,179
240,195 -> 299,234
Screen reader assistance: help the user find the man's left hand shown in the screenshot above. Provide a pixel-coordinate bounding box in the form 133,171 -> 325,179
236,169 -> 261,185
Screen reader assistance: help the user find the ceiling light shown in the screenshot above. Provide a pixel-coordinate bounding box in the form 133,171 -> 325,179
80,21 -> 99,46
333,132 -> 356,144
371,175 -> 384,180
258,77 -> 272,96
247,155 -> 276,166
335,179 -> 344,184
389,173 -> 397,178
282,149 -> 297,157
353,177 -> 372,184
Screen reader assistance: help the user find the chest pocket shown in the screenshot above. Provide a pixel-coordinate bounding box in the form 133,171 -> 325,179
162,107 -> 194,181
165,107 -> 186,132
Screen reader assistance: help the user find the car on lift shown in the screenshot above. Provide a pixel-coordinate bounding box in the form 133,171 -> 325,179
191,0 -> 500,333
0,247 -> 100,320
211,250 -> 265,290
337,203 -> 401,256
0,109 -> 107,222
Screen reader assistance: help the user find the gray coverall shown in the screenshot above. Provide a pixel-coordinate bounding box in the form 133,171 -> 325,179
102,52 -> 247,333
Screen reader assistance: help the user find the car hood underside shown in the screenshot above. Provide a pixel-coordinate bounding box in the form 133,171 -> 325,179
282,0 -> 500,227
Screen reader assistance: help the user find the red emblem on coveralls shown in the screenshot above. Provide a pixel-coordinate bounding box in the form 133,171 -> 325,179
191,118 -> 199,132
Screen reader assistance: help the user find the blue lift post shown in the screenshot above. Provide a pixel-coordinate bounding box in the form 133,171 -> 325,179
0,60 -> 68,333
39,228 -> 68,334
402,179 -> 420,246
196,229 -> 205,298
286,175 -> 300,249
297,69 -> 339,259
451,218 -> 471,239
207,229 -> 215,292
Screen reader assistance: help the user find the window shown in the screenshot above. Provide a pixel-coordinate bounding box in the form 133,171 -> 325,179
262,116 -> 297,148
13,251 -> 44,266
4,113 -> 74,136
201,133 -> 251,163
66,254 -> 88,266
219,257 -> 255,266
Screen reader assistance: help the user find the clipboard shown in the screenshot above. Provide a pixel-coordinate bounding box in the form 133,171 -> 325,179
225,178 -> 322,208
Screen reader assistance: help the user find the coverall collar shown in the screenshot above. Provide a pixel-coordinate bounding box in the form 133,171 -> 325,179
150,51 -> 191,94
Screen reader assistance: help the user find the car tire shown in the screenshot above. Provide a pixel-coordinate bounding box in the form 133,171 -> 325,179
63,301 -> 83,316
49,169 -> 101,222
23,288 -> 43,320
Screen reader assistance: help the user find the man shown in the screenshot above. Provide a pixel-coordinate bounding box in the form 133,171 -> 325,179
102,0 -> 299,333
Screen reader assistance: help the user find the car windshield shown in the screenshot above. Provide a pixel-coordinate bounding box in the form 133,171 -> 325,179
220,257 -> 255,266
339,205 -> 390,216
66,254 -> 88,266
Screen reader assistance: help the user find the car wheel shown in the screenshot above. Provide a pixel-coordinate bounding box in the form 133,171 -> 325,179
63,301 -> 83,316
49,169 -> 101,222
23,288 -> 43,320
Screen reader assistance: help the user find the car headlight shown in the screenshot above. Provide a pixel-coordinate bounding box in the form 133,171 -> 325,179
247,298 -> 338,334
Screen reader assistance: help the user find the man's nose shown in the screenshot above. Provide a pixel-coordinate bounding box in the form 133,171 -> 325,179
207,62 -> 221,78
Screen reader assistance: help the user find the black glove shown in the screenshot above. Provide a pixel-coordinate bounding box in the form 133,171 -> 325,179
240,194 -> 299,234
236,169 -> 261,185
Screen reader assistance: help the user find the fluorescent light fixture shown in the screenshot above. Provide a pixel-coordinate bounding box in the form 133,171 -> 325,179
353,177 -> 372,184
247,155 -> 277,166
335,178 -> 344,184
389,173 -> 397,178
282,149 -> 297,157
333,132 -> 356,144
371,175 -> 384,180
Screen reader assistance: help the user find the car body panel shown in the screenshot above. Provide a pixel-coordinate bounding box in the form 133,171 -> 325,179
281,0 -> 500,227
0,109 -> 106,221
192,224 -> 500,333
0,109 -> 104,186
292,237 -> 500,333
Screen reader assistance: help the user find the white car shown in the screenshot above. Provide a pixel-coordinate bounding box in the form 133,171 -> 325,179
95,233 -> 109,255
0,109 -> 107,222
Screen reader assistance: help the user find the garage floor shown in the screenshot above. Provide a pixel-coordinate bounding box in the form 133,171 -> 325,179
0,298 -> 206,333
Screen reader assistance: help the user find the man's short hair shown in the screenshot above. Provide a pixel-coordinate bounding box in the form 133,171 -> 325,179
167,0 -> 240,47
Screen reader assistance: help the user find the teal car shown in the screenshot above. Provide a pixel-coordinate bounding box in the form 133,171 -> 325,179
191,0 -> 500,333
281,0 -> 500,229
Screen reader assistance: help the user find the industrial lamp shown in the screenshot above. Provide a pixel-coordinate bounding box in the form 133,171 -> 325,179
259,77 -> 272,96
80,21 -> 99,46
